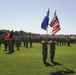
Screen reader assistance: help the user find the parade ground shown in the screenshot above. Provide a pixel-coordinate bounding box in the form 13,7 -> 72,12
0,43 -> 76,75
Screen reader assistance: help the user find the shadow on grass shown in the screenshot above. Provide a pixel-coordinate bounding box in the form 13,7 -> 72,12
48,61 -> 75,75
44,62 -> 52,67
44,61 -> 61,67
50,64 -> 75,75
50,68 -> 74,75
51,61 -> 62,66
68,45 -> 72,47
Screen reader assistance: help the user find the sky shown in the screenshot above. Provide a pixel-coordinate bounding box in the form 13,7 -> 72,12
0,0 -> 76,35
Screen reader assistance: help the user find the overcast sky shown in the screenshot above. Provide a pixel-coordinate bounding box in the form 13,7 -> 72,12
0,0 -> 76,35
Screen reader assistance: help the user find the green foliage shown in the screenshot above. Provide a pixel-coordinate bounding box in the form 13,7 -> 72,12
0,29 -> 40,36
0,30 -> 9,35
0,43 -> 76,75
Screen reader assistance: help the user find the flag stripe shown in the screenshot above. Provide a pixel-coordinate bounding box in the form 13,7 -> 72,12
52,25 -> 60,32
53,22 -> 60,29
52,20 -> 59,27
51,27 -> 61,34
50,15 -> 59,27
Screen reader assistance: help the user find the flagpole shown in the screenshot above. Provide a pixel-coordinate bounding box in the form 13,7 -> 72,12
46,26 -> 48,35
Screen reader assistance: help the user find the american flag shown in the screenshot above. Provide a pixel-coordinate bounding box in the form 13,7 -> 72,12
50,11 -> 61,34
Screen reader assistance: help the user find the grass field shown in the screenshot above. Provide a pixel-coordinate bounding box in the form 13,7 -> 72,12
0,43 -> 76,75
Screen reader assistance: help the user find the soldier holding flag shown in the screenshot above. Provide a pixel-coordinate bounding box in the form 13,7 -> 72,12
5,30 -> 14,54
41,36 -> 48,64
41,9 -> 49,64
48,37 -> 57,62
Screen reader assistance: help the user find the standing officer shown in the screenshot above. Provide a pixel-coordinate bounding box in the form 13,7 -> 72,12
11,37 -> 15,52
4,39 -> 8,51
16,37 -> 20,50
23,37 -> 26,47
66,35 -> 70,46
25,36 -> 29,48
48,37 -> 57,62
8,38 -> 12,54
0,36 -> 2,50
29,35 -> 32,48
41,36 -> 48,64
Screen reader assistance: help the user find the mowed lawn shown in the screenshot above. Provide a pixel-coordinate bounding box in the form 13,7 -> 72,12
0,43 -> 76,75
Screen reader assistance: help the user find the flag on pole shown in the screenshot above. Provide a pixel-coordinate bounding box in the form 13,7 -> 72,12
50,11 -> 61,34
5,30 -> 13,41
41,9 -> 50,30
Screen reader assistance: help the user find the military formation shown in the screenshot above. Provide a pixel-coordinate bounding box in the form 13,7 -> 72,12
0,34 -> 75,66
0,35 -> 32,54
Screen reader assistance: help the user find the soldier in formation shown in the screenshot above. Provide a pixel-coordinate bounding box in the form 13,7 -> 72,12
8,37 -> 15,54
41,36 -> 48,64
48,37 -> 57,62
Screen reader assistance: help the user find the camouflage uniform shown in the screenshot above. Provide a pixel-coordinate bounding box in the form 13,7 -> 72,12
49,38 -> 57,62
25,37 -> 29,48
0,37 -> 2,50
16,37 -> 20,50
8,39 -> 12,54
4,40 -> 8,51
29,36 -> 32,48
41,38 -> 48,64
11,38 -> 15,52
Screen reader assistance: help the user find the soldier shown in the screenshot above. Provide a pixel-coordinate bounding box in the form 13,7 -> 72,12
0,36 -> 2,50
16,37 -> 20,50
4,39 -> 8,51
8,38 -> 12,54
23,37 -> 26,47
25,36 -> 29,48
66,35 -> 70,46
11,37 -> 15,52
41,36 -> 48,64
48,37 -> 57,62
67,39 -> 70,46
29,35 -> 32,48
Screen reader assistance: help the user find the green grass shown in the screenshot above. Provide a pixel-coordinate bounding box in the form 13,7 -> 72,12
0,43 -> 76,75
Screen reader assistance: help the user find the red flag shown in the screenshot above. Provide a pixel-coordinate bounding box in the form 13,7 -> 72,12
5,30 -> 13,41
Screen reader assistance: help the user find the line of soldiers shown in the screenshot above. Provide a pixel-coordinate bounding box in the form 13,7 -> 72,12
23,36 -> 32,48
3,37 -> 21,54
0,35 -> 32,54
56,37 -> 70,46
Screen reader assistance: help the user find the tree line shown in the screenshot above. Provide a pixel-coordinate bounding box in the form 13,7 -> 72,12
0,29 -> 40,36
